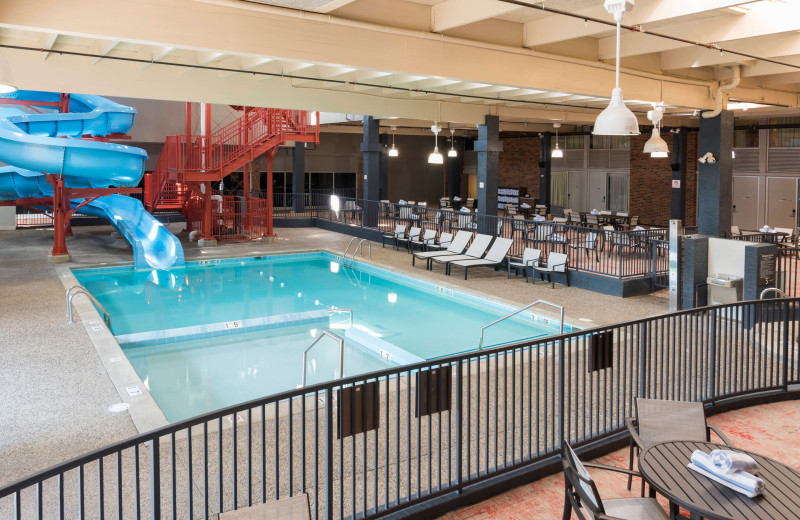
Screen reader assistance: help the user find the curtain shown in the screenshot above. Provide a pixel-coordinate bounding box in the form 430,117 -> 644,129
551,171 -> 568,206
607,173 -> 629,212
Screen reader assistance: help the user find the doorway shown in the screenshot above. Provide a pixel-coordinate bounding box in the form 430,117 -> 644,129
567,171 -> 585,212
588,171 -> 607,211
766,176 -> 797,229
732,176 -> 759,230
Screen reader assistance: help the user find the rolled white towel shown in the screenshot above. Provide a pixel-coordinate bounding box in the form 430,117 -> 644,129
591,209 -> 600,215
533,215 -> 545,222
710,450 -> 758,474
460,206 -> 471,213
633,225 -> 645,231
520,203 -> 531,209
453,196 -> 462,201
689,450 -> 764,496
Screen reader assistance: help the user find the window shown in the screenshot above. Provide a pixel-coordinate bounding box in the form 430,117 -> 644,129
590,135 -> 630,149
552,135 -> 585,152
769,127 -> 800,148
607,173 -> 629,212
551,171 -> 568,206
734,129 -> 758,148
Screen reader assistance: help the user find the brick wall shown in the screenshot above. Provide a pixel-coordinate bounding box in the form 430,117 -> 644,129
630,130 -> 673,226
498,136 -> 541,199
686,130 -> 698,227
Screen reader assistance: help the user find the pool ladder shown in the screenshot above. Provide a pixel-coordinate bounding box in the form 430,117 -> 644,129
760,288 -> 789,299
342,237 -> 371,268
478,299 -> 564,350
66,285 -> 112,328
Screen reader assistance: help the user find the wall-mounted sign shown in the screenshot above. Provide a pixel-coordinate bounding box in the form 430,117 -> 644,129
758,252 -> 776,286
672,180 -> 681,188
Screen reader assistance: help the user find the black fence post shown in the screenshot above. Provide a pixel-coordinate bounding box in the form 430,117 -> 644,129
150,439 -> 161,520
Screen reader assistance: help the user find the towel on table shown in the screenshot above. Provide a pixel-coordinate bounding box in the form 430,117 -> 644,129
591,209 -> 600,215
533,215 -> 545,222
760,225 -> 771,232
453,196 -> 462,201
710,450 -> 759,474
551,233 -> 566,243
520,203 -> 531,209
689,450 -> 764,497
633,225 -> 645,231
460,206 -> 471,213
399,199 -> 407,205
352,205 -> 362,211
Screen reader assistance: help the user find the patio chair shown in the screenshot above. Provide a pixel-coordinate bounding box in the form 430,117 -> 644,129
731,225 -> 741,237
464,197 -> 475,210
511,216 -> 528,239
563,443 -> 666,520
430,233 -> 493,271
585,214 -> 600,228
625,398 -> 733,495
504,203 -> 517,216
532,252 -> 569,288
457,213 -> 477,231
448,237 -> 514,279
439,197 -> 451,209
412,230 -> 471,267
381,224 -> 406,250
569,231 -> 599,262
534,204 -> 547,216
774,227 -> 794,248
569,212 -> 582,225
507,247 -> 541,282
411,228 -> 437,251
397,226 -> 421,252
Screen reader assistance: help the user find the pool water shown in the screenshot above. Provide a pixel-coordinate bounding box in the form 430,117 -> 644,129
75,252 -> 570,421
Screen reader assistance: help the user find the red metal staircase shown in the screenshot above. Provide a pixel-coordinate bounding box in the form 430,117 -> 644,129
145,108 -> 319,212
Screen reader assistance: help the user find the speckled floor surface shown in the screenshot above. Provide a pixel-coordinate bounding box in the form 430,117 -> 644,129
0,223 -> 669,493
437,399 -> 800,519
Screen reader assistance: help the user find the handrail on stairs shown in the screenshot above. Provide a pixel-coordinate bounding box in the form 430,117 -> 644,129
66,286 -> 111,328
478,299 -> 564,350
300,330 -> 345,388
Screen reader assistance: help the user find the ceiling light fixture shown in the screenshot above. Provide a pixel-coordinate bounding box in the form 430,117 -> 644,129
0,53 -> 17,94
593,1 -> 639,136
448,129 -> 457,158
388,126 -> 399,157
551,122 -> 564,158
643,102 -> 669,158
428,123 -> 443,164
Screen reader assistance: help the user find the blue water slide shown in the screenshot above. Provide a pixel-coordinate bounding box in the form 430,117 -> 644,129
0,91 -> 184,270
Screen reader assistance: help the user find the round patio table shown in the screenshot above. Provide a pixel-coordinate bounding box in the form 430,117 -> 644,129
639,440 -> 800,520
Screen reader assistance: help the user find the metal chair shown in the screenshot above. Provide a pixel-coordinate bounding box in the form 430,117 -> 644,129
563,443 -> 668,520
507,247 -> 541,282
625,398 -> 733,495
568,231 -> 599,262
532,252 -> 568,288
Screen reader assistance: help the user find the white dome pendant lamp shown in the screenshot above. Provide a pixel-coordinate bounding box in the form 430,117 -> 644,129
428,123 -> 443,164
643,103 -> 668,158
448,129 -> 458,158
551,122 -> 564,158
593,0 -> 639,136
388,126 -> 399,157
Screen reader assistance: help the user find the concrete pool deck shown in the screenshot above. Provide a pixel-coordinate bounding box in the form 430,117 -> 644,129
0,224 -> 670,490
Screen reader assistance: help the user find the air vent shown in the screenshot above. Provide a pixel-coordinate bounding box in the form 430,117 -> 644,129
609,150 -> 630,169
732,148 -> 759,172
767,148 -> 800,173
565,150 -> 584,169
588,150 -> 609,169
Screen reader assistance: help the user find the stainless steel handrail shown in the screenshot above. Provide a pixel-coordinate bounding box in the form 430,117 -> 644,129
327,308 -> 353,328
478,299 -> 564,349
357,239 -> 372,260
66,285 -> 111,328
300,330 -> 345,387
760,287 -> 789,299
342,237 -> 359,268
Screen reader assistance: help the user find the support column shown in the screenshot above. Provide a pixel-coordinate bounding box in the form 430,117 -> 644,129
698,111 -> 733,236
671,127 -> 688,222
265,148 -> 277,237
197,185 -> 217,247
360,116 -> 381,227
475,115 -> 502,234
539,133 -> 552,210
48,175 -> 71,262
293,142 -> 305,213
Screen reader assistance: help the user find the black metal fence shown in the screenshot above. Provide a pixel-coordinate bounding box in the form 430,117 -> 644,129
778,248 -> 800,298
2,298 -> 798,519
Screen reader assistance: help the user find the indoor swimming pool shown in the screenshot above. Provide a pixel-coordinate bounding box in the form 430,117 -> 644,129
74,252 -> 572,421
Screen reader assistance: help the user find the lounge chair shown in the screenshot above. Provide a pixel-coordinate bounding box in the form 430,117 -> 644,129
532,252 -> 568,288
448,238 -> 514,279
562,443 -> 666,520
625,398 -> 733,495
411,229 -> 437,251
430,234 -> 492,271
427,231 -> 453,251
397,226 -> 421,252
381,224 -> 406,250
411,230 -> 471,267
507,248 -> 541,282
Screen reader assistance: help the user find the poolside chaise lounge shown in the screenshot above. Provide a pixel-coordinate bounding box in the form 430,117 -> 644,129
429,233 -> 493,271
381,224 -> 406,250
447,237 -> 514,279
411,230 -> 471,267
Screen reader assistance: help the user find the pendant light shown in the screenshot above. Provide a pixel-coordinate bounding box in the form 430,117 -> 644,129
428,123 -> 443,164
643,103 -> 668,158
593,1 -> 639,136
551,122 -> 564,158
388,126 -> 399,157
448,129 -> 457,158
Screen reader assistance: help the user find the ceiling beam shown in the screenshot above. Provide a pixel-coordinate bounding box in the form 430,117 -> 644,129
39,32 -> 58,62
523,0 -> 755,48
90,40 -> 120,65
312,0 -> 357,13
432,0 -> 520,33
599,2 -> 800,59
141,45 -> 176,69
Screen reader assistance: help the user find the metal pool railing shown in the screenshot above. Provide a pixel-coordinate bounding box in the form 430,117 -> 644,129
2,298 -> 798,519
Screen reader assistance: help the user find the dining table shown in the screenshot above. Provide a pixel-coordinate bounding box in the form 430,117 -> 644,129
638,440 -> 800,520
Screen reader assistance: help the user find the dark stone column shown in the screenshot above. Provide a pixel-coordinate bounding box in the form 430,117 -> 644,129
539,133 -> 552,209
698,111 -> 733,236
682,236 -> 709,309
670,127 -> 688,222
292,142 -> 305,213
475,115 -> 502,234
447,138 -> 462,199
360,116 -> 381,226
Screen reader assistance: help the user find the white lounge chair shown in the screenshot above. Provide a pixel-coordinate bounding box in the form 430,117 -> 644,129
430,234 -> 493,271
381,224 -> 406,250
448,238 -> 514,279
397,226 -> 421,252
411,229 -> 437,251
507,248 -> 541,282
533,252 -> 569,288
412,230 -> 471,268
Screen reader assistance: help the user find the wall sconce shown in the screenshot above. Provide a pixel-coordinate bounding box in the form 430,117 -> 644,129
698,152 -> 716,164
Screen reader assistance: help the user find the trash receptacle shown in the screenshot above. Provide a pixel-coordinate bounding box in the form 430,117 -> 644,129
706,274 -> 743,305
